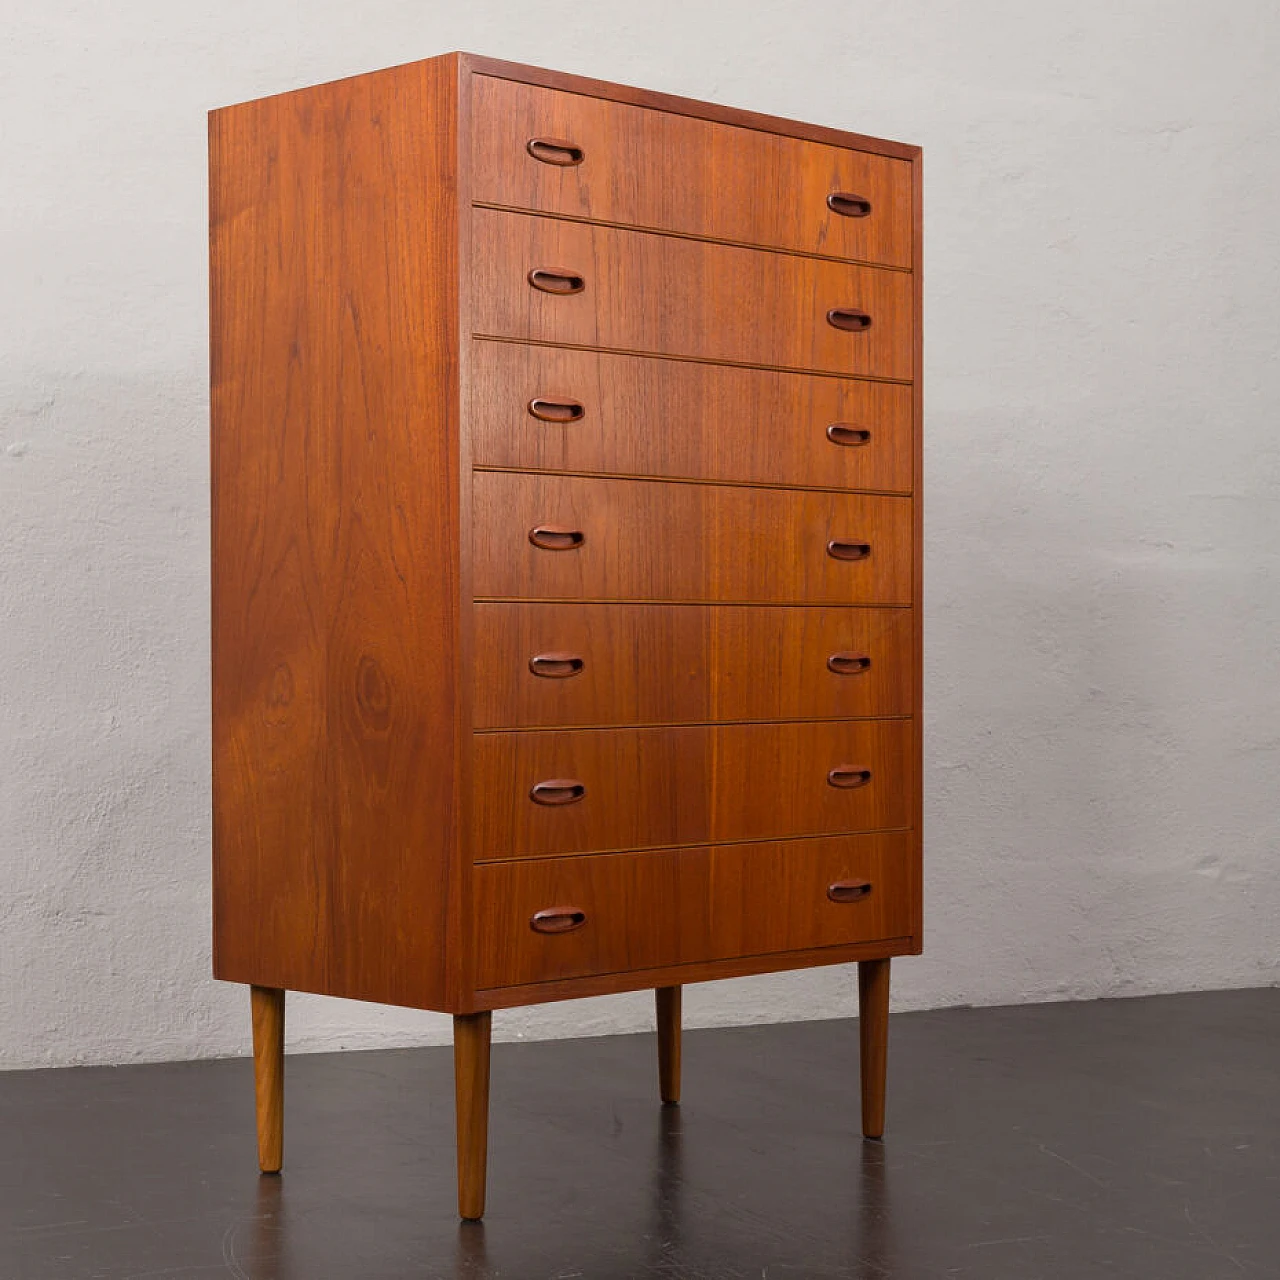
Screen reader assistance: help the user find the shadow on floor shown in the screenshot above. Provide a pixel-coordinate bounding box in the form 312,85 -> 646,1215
1,988 -> 1277,1278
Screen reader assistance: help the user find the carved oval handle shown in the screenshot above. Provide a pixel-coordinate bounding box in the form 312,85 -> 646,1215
528,396 -> 585,423
529,653 -> 585,679
827,766 -> 872,790
827,880 -> 873,903
526,137 -> 585,166
529,525 -> 585,550
826,308 -> 873,333
529,778 -> 586,806
530,906 -> 588,933
529,268 -> 586,295
827,652 -> 872,676
826,423 -> 872,447
827,192 -> 873,218
826,539 -> 871,562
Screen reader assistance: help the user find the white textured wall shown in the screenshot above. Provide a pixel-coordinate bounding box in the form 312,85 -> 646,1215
2,2 -> 1278,1069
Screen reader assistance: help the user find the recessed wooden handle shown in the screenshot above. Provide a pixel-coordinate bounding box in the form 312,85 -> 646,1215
528,268 -> 585,295
827,192 -> 872,218
827,880 -> 873,903
827,766 -> 872,790
529,653 -> 585,679
529,525 -> 585,550
826,423 -> 872,447
827,652 -> 872,675
529,779 -> 586,806
528,396 -> 585,423
526,137 -> 585,166
530,906 -> 588,933
826,539 -> 871,561
827,308 -> 873,332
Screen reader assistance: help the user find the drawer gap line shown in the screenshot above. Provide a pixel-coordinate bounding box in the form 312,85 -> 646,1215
472,825 -> 915,864
473,715 -> 915,735
471,334 -> 915,386
474,597 -> 915,608
471,201 -> 914,273
471,465 -> 913,500
473,936 -> 918,1000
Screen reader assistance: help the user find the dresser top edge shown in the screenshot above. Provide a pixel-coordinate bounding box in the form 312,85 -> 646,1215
207,50 -> 922,163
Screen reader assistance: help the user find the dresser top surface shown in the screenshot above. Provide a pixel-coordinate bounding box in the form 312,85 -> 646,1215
209,51 -> 921,163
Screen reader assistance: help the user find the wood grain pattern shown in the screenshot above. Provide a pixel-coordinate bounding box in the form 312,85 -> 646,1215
212,54 -> 920,1026
472,719 -> 915,858
475,601 -> 706,729
473,472 -> 912,605
470,341 -> 913,492
471,75 -> 912,266
250,986 -> 284,1173
471,209 -> 913,380
858,957 -> 891,1138
655,986 -> 681,1105
210,57 -> 464,1009
475,935 -> 915,1009
453,1011 -> 491,1219
473,832 -> 915,989
460,55 -> 920,161
472,603 -> 915,728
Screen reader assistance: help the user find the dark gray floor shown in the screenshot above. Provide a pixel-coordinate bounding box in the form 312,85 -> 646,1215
1,988 -> 1277,1279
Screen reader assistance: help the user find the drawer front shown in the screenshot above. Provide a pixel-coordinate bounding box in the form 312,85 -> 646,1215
472,719 -> 915,858
473,473 -> 912,604
471,342 -> 913,492
472,603 -> 915,728
473,832 -> 917,989
471,209 -> 913,380
474,601 -> 709,729
471,75 -> 913,268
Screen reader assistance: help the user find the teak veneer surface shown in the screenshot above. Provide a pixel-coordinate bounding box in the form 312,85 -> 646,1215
471,208 -> 913,381
472,472 -> 913,605
473,832 -> 916,988
471,74 -> 913,267
471,719 -> 915,858
211,47 -> 921,1012
460,53 -> 919,160
472,602 -> 916,728
210,58 -> 464,1010
470,341 -> 913,493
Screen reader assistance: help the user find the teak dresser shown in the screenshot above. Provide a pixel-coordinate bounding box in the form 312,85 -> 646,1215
210,52 -> 922,1220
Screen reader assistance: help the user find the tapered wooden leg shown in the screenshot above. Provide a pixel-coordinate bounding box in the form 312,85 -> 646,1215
857,959 -> 890,1139
454,1012 -> 492,1220
250,986 -> 285,1173
655,986 -> 682,1105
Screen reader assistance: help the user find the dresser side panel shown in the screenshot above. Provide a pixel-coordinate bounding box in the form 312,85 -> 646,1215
210,57 -> 464,1009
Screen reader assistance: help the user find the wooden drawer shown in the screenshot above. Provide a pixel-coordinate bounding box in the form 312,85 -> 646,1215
471,719 -> 915,858
473,472 -> 912,605
470,342 -> 913,492
471,209 -> 913,381
473,832 -> 917,989
472,603 -> 915,728
471,76 -> 913,268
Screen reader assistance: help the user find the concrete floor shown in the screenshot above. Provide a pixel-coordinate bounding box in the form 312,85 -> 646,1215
1,987 -> 1277,1279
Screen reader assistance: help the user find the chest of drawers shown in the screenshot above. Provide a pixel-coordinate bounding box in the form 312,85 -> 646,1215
210,52 -> 922,1220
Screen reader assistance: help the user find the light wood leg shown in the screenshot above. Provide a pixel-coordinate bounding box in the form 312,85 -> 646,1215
857,959 -> 890,1139
655,986 -> 682,1105
250,985 -> 285,1173
454,1012 -> 492,1220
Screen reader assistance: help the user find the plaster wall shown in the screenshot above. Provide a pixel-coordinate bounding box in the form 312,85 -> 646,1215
2,1 -> 1277,1068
